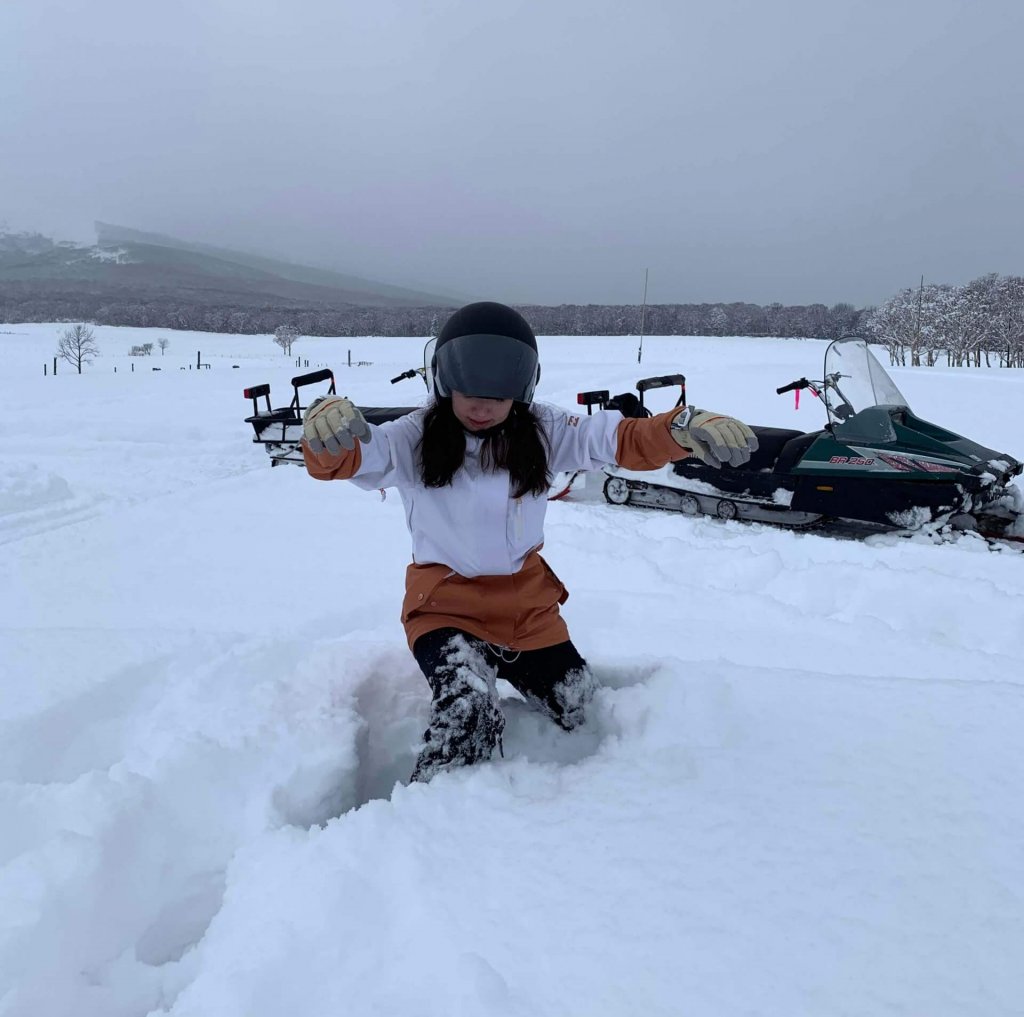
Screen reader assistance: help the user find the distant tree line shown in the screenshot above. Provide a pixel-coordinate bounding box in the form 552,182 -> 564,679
0,290 -> 866,340
5,278 -> 1022,368
864,273 -> 1024,368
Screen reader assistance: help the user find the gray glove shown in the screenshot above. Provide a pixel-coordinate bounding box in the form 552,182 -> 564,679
670,406 -> 758,469
302,395 -> 370,455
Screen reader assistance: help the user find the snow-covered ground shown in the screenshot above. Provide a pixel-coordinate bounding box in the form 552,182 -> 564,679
2,322 -> 1023,1017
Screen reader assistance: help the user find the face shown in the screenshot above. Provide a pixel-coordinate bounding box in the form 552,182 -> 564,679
451,391 -> 514,431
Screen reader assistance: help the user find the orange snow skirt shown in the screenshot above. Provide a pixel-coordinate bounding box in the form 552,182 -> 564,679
401,550 -> 570,651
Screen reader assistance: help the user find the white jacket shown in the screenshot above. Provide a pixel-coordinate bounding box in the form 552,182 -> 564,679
341,403 -> 622,578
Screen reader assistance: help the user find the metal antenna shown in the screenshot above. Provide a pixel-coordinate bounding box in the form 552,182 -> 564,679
637,268 -> 649,364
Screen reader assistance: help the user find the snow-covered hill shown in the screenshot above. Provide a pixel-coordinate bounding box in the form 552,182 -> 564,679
2,324 -> 1023,1017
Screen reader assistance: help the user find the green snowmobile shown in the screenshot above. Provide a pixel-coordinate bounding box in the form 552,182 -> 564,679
599,336 -> 1023,543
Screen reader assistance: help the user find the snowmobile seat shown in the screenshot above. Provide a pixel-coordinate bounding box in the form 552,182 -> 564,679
361,406 -> 415,425
773,430 -> 822,474
744,427 -> 805,472
246,407 -> 298,425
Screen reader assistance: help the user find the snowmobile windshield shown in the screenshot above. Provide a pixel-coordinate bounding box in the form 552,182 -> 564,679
823,338 -> 909,434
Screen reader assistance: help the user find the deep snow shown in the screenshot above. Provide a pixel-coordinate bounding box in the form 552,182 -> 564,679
1,323 -> 1023,1017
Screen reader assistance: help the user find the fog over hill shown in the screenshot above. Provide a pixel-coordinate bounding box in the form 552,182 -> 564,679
0,224 -> 458,310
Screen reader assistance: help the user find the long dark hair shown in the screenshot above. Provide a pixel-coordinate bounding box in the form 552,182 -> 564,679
419,399 -> 551,498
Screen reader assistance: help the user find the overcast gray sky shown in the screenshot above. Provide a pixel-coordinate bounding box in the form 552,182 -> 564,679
2,0 -> 1021,306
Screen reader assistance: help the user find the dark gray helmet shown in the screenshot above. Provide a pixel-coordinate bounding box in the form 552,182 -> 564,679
432,302 -> 540,403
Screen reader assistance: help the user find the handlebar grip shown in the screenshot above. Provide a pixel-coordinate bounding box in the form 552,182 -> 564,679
391,369 -> 418,384
291,368 -> 334,387
637,374 -> 686,392
776,378 -> 809,395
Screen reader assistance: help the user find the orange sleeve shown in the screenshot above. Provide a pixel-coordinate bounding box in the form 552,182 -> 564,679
301,439 -> 363,481
615,409 -> 689,471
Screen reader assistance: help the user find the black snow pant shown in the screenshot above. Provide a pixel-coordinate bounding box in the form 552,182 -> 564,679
409,627 -> 596,782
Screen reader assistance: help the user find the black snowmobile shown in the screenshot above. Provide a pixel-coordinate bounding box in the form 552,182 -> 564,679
243,338 -> 445,466
243,367 -> 416,467
590,336 -> 1023,542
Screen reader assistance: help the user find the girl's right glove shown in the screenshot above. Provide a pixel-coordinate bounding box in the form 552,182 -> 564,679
302,395 -> 371,455
670,406 -> 758,468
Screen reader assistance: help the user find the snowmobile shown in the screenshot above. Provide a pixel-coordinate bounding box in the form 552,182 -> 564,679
591,336 -> 1023,543
243,339 -> 444,466
243,367 -> 416,467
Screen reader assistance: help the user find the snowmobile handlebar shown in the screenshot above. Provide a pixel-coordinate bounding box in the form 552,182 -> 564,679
391,368 -> 421,384
776,378 -> 810,395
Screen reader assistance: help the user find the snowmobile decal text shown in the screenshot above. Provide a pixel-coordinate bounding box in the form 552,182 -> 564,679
830,456 -> 875,466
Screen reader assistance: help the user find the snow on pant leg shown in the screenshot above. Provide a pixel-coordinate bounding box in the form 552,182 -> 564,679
410,628 -> 505,783
497,640 -> 596,731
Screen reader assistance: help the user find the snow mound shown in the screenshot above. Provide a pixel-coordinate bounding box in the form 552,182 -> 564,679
0,463 -> 73,515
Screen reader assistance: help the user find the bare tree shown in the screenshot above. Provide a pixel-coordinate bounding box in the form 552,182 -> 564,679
158,338 -> 169,355
273,324 -> 299,355
57,324 -> 99,374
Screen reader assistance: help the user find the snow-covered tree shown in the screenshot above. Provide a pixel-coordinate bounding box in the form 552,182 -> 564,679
867,274 -> 1024,369
989,274 -> 1024,367
273,324 -> 299,355
864,288 -> 918,365
707,306 -> 728,336
825,303 -> 859,340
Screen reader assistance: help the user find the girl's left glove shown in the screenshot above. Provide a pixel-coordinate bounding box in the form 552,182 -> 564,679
671,406 -> 758,468
302,395 -> 371,455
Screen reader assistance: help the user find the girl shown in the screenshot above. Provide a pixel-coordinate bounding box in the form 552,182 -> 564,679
302,302 -> 756,781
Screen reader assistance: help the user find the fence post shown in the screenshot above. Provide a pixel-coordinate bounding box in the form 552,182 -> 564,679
348,349 -> 352,367
44,363 -> 47,376
53,357 -> 57,375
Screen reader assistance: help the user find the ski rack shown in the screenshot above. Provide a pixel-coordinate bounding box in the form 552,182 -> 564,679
576,389 -> 610,414
576,373 -> 687,416
246,367 -> 689,468
243,368 -> 337,467
243,367 -> 417,467
636,374 -> 687,412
